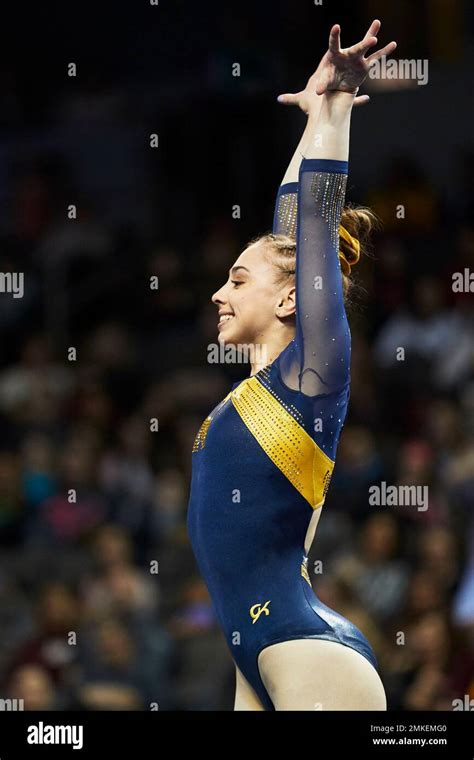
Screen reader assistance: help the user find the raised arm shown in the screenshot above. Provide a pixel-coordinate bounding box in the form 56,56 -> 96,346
272,120 -> 312,237
273,71 -> 338,236
273,93 -> 354,236
272,19 -> 394,238
278,96 -> 353,396
277,21 -> 396,396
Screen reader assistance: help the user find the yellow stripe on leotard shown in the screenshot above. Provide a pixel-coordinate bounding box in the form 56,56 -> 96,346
192,390 -> 234,452
230,376 -> 334,510
301,558 -> 312,586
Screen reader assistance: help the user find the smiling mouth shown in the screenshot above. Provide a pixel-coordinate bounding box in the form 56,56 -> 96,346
218,314 -> 235,328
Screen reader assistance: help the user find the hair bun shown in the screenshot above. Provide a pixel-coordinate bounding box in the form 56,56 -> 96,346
339,225 -> 360,275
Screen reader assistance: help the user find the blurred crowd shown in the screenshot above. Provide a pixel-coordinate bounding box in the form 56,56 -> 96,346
0,1 -> 474,712
1,141 -> 473,712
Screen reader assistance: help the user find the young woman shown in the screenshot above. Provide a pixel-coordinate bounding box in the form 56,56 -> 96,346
187,20 -> 397,711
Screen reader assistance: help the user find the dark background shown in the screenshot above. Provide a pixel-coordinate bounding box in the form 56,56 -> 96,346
0,0 -> 473,710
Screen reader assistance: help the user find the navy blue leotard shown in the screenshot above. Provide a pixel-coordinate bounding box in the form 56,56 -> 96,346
187,158 -> 378,711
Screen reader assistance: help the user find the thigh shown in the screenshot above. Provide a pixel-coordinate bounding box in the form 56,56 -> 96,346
234,664 -> 266,711
258,638 -> 387,711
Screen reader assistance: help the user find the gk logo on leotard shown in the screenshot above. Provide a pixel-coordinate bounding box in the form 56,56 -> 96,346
250,600 -> 271,623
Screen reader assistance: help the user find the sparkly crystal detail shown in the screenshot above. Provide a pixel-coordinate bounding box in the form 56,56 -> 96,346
258,365 -> 304,425
191,390 -> 233,453
310,172 -> 347,250
230,375 -> 335,508
276,173 -> 346,249
276,191 -> 298,236
301,555 -> 312,586
322,468 -> 332,499
192,417 -> 212,452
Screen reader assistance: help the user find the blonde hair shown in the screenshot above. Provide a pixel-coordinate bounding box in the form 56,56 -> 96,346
251,205 -> 378,305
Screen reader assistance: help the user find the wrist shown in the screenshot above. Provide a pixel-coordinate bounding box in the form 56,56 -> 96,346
326,89 -> 358,102
336,85 -> 360,96
321,90 -> 356,117
306,109 -> 319,129
306,97 -> 324,123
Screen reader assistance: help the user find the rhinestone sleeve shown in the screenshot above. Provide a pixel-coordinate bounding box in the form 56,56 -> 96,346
273,173 -> 347,246
274,191 -> 298,237
310,171 -> 347,251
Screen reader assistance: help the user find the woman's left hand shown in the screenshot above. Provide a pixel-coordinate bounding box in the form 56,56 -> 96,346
277,72 -> 369,115
314,19 -> 397,95
277,19 -> 397,113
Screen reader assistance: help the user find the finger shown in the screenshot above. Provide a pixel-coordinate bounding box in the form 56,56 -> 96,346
328,24 -> 341,54
366,40 -> 397,64
354,94 -> 370,106
363,19 -> 381,40
349,35 -> 378,56
315,77 -> 329,96
276,92 -> 301,106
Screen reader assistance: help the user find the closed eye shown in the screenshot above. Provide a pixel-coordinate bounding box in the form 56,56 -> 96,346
231,280 -> 243,286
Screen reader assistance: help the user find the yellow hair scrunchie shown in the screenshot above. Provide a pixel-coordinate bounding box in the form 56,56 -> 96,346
338,225 -> 360,276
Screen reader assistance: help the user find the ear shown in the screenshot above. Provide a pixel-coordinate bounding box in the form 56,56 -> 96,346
275,285 -> 296,319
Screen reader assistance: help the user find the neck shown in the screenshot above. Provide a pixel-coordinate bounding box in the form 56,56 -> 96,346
249,327 -> 294,376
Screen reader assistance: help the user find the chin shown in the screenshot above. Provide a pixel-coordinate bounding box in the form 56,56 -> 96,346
217,330 -> 237,346
217,325 -> 246,347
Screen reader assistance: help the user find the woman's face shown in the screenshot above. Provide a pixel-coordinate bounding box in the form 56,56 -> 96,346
211,240 -> 294,346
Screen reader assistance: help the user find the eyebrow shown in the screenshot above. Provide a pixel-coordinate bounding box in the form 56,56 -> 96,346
229,265 -> 250,275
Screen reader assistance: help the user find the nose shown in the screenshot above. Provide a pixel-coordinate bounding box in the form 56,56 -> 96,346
211,283 -> 227,305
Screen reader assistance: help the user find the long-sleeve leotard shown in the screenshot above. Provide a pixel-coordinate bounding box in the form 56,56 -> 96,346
187,156 -> 375,712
